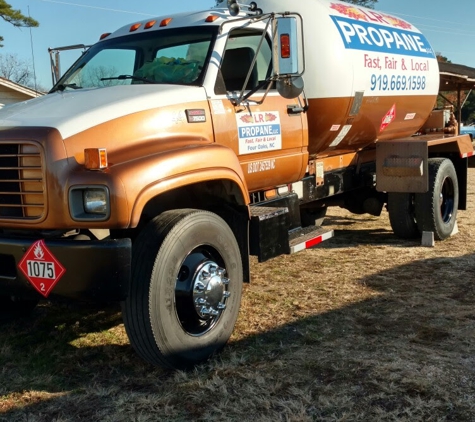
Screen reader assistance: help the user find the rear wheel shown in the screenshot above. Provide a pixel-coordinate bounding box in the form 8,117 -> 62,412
387,193 -> 420,239
414,158 -> 458,240
122,209 -> 243,369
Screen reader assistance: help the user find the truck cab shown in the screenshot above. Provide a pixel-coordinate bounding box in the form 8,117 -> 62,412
0,1 -> 322,369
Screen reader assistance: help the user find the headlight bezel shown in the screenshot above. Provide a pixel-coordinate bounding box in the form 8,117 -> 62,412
69,185 -> 110,222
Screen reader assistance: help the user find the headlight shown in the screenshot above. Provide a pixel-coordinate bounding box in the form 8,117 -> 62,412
84,189 -> 108,214
69,186 -> 110,221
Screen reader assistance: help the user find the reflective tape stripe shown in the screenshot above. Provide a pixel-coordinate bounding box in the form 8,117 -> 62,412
290,230 -> 334,254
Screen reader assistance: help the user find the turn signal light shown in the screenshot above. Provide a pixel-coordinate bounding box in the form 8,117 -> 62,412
85,148 -> 108,170
280,34 -> 291,58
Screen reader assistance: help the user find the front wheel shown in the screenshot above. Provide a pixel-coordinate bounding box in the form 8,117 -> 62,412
414,158 -> 459,240
122,209 -> 243,369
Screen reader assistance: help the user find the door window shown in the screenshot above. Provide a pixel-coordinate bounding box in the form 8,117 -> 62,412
219,30 -> 272,92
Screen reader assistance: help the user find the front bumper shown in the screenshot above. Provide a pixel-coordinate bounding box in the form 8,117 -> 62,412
0,237 -> 131,302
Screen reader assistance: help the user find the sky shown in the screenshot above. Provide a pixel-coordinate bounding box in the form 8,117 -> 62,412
3,0 -> 475,91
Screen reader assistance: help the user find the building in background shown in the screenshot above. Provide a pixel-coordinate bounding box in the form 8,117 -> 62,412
0,77 -> 43,108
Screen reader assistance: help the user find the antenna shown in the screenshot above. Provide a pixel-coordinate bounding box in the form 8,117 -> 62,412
28,6 -> 39,94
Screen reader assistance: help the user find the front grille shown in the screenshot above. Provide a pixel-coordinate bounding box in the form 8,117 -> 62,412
0,142 -> 45,220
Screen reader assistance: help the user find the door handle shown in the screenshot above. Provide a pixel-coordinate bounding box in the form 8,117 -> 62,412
287,104 -> 304,115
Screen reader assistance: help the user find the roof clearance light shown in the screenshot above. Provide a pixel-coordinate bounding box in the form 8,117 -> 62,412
100,32 -> 111,40
205,15 -> 219,22
144,20 -> 157,29
280,34 -> 291,59
160,18 -> 172,27
84,148 -> 108,170
129,23 -> 141,32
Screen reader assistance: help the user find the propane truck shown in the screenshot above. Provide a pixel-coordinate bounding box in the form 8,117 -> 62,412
0,0 -> 472,369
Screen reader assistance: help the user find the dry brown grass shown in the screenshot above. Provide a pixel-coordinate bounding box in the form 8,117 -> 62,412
2,169 -> 475,421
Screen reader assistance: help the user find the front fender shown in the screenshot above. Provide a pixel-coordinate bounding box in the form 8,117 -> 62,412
112,143 -> 250,227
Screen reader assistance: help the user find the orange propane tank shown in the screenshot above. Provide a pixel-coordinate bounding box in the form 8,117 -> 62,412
242,0 -> 439,155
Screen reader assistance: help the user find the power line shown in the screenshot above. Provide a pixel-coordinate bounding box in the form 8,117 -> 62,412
377,8 -> 475,29
38,0 -> 155,16
417,25 -> 475,38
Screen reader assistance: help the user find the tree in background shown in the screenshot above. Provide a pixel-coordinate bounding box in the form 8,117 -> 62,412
0,53 -> 45,91
0,1 -> 38,47
436,53 -> 475,124
0,53 -> 32,85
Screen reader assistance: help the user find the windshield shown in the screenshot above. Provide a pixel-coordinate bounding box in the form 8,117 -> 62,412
52,26 -> 217,92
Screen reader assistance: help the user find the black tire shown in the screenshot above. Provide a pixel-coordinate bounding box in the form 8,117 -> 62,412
414,158 -> 458,240
387,193 -> 420,239
0,295 -> 38,321
122,209 -> 243,369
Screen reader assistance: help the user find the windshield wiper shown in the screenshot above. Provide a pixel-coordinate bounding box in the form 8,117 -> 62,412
101,75 -> 156,84
55,83 -> 82,92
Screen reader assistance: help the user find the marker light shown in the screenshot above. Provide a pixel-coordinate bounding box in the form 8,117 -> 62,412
160,18 -> 172,27
264,189 -> 277,199
280,34 -> 291,59
144,20 -> 157,29
84,148 -> 108,170
205,15 -> 219,22
100,33 -> 111,40
129,23 -> 141,32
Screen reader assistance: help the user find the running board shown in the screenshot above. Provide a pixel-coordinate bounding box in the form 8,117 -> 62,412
289,226 -> 334,254
249,206 -> 334,262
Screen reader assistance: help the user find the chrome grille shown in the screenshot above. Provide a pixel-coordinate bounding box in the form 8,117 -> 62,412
0,142 -> 45,219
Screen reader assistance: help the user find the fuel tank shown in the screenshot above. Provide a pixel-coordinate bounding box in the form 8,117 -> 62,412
243,0 -> 439,155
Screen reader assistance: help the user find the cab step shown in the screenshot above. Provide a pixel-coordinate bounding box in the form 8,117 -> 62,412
289,226 -> 334,254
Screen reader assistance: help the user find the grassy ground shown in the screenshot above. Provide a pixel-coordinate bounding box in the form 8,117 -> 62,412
2,170 -> 475,421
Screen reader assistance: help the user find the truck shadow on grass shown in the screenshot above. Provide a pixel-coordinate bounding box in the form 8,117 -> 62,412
1,253 -> 475,421
323,214 -> 420,248
0,303 -> 174,413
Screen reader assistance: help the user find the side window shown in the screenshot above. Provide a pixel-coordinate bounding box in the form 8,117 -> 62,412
218,31 -> 272,93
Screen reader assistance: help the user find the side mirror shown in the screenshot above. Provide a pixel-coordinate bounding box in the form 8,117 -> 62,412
272,15 -> 304,99
277,76 -> 304,99
272,16 -> 300,77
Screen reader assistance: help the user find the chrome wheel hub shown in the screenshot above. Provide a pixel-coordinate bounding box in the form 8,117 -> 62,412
192,261 -> 230,319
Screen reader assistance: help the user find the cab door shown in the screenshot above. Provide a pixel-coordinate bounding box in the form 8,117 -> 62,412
207,28 -> 308,192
